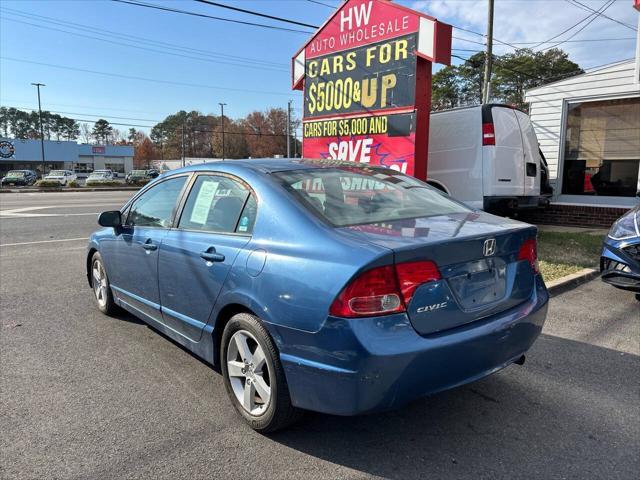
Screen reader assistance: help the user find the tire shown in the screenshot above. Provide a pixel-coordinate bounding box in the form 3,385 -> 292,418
635,293 -> 640,302
90,251 -> 118,315
220,313 -> 302,433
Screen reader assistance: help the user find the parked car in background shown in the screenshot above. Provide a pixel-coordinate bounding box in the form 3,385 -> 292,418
125,169 -> 155,184
428,104 -> 553,213
44,169 -> 77,185
600,206 -> 640,300
86,170 -> 115,184
147,168 -> 160,178
1,169 -> 37,186
87,159 -> 549,432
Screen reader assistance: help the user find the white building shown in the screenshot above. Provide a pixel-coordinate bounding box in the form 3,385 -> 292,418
0,138 -> 134,177
522,18 -> 639,230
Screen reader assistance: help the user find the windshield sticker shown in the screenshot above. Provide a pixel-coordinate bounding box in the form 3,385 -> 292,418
190,180 -> 219,225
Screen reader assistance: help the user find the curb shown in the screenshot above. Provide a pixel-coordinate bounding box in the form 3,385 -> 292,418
546,268 -> 600,297
0,187 -> 140,193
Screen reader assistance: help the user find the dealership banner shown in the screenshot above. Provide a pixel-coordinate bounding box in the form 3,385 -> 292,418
302,112 -> 416,174
304,34 -> 417,118
292,0 -> 452,180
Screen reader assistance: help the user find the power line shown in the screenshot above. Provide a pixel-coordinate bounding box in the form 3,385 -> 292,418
567,0 -> 637,31
529,0 -> 614,50
0,15 -> 289,73
508,37 -> 635,45
9,106 -> 162,123
1,57 -> 300,97
453,35 -> 486,46
0,7 -> 287,68
193,0 -> 318,29
110,0 -> 312,34
6,105 -> 302,137
305,0 -> 337,8
0,98 -> 166,114
539,0 -> 616,52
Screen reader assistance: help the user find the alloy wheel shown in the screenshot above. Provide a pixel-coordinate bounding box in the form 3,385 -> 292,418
92,260 -> 108,308
226,330 -> 272,416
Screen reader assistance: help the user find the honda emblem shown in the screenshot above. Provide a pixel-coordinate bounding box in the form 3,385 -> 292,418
483,238 -> 497,256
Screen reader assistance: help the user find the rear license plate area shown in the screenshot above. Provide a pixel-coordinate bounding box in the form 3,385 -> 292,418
448,258 -> 507,309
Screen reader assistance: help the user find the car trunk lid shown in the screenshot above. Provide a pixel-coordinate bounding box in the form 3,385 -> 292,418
337,211 -> 537,335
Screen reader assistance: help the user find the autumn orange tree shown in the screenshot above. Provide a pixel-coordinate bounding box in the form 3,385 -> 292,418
134,136 -> 156,168
243,108 -> 289,158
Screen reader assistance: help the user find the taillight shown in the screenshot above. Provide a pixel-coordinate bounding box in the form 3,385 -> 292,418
329,261 -> 441,318
395,261 -> 441,305
482,122 -> 495,145
518,238 -> 539,273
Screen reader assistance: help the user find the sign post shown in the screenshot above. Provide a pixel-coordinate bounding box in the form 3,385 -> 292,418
292,0 -> 451,180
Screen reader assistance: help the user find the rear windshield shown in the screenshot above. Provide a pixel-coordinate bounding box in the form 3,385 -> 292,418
130,170 -> 146,175
273,166 -> 470,227
49,170 -> 65,176
6,171 -> 25,178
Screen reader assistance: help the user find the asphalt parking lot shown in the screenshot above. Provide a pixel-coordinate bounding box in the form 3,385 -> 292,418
1,190 -> 638,480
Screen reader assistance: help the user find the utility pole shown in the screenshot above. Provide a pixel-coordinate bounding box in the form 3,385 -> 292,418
31,83 -> 46,175
219,103 -> 227,160
181,121 -> 185,168
482,0 -> 494,104
286,100 -> 292,158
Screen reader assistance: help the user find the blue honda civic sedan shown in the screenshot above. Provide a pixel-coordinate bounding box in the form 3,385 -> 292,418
87,159 -> 549,432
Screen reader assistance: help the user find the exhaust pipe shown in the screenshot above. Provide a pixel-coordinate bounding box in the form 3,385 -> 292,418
514,355 -> 526,366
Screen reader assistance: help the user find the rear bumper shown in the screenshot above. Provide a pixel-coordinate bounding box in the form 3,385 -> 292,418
600,241 -> 640,292
275,275 -> 548,416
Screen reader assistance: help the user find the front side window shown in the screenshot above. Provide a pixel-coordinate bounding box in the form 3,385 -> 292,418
562,97 -> 640,197
178,175 -> 253,234
274,166 -> 470,227
127,176 -> 187,228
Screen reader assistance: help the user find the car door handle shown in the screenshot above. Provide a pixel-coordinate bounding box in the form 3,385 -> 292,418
200,248 -> 225,263
142,239 -> 158,251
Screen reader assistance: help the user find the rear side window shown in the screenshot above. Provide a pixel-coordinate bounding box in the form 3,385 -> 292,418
274,167 -> 470,227
127,176 -> 187,228
178,175 -> 253,234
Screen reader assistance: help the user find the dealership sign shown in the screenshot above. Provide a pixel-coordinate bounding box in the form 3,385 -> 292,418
293,0 -> 451,178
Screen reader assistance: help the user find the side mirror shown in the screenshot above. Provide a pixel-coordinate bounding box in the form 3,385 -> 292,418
98,210 -> 122,228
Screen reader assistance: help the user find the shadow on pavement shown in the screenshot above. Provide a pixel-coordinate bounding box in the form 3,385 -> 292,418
270,333 -> 640,479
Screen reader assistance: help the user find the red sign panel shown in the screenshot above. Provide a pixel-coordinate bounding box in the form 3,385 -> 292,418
92,146 -> 105,154
305,0 -> 420,59
294,0 -> 452,180
302,112 -> 416,175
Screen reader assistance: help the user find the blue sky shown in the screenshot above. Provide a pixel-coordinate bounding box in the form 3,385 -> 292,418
1,0 -> 637,136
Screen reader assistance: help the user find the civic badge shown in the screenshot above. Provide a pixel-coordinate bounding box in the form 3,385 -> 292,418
483,238 -> 496,257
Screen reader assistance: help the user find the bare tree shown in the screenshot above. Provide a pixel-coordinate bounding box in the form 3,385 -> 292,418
80,123 -> 92,144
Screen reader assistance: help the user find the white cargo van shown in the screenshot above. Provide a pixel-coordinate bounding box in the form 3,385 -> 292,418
427,104 -> 552,212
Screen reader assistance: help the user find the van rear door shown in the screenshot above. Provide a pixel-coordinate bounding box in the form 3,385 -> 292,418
513,109 -> 541,197
488,106 -> 525,196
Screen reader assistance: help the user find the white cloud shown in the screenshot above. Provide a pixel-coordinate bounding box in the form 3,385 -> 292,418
411,0 -> 638,69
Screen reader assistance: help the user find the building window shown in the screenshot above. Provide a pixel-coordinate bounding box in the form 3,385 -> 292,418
104,162 -> 125,174
73,163 -> 94,174
562,97 -> 640,197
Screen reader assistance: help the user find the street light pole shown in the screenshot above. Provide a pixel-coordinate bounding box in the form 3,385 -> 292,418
219,103 -> 227,160
31,83 -> 46,175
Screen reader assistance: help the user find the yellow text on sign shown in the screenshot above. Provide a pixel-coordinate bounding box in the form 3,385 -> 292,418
306,39 -> 409,78
307,73 -> 397,115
